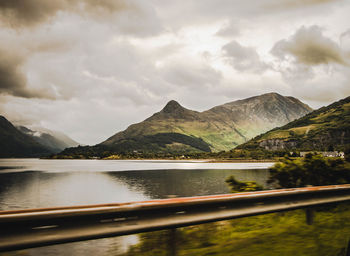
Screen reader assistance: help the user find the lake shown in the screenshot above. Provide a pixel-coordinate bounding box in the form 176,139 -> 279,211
0,159 -> 273,255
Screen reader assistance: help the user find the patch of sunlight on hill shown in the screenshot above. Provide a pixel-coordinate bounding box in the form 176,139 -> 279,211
311,109 -> 341,123
289,125 -> 318,136
262,130 -> 291,140
343,103 -> 350,109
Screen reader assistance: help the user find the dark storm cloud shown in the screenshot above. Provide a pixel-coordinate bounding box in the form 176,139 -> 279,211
222,41 -> 268,73
0,50 -> 31,97
0,0 -> 64,27
0,49 -> 55,99
265,0 -> 342,9
0,0 -> 128,27
271,26 -> 348,66
0,0 -> 161,100
266,0 -> 342,9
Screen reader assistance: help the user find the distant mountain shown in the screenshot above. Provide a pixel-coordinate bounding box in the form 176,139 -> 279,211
102,93 -> 312,151
59,92 -> 312,157
238,96 -> 350,151
37,128 -> 80,148
17,126 -> 79,153
0,116 -> 51,157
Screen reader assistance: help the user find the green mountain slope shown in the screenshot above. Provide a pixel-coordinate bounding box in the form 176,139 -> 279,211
59,132 -> 211,158
101,93 -> 312,152
238,96 -> 350,151
0,116 -> 52,157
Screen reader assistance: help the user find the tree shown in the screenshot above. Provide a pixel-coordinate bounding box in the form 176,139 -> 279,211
268,154 -> 350,188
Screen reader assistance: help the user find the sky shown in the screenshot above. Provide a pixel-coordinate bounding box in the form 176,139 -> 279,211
0,0 -> 349,145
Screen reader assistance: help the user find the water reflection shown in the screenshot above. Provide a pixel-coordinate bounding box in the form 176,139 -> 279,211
0,159 -> 271,256
0,171 -> 149,210
0,159 -> 273,173
110,169 -> 270,199
0,168 -> 269,211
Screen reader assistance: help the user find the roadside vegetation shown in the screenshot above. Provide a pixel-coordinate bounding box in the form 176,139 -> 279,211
121,154 -> 350,256
121,204 -> 350,256
268,153 -> 350,188
225,175 -> 263,193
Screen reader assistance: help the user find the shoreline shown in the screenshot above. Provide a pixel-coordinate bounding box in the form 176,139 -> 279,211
206,159 -> 276,163
4,157 -> 277,163
46,157 -> 277,163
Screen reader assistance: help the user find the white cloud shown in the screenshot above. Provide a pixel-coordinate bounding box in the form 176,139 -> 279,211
222,41 -> 269,73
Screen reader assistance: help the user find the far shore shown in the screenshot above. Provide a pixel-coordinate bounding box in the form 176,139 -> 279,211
206,159 -> 276,163
39,156 -> 278,163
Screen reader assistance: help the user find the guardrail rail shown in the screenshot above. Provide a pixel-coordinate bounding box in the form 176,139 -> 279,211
1,184 -> 350,252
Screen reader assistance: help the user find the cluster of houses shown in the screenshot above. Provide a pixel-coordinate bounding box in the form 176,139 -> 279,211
299,151 -> 345,158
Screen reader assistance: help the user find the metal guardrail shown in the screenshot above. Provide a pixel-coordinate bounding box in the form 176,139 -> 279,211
1,184 -> 350,252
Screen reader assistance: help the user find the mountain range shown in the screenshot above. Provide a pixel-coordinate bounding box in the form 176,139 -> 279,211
59,92 -> 312,157
238,95 -> 350,151
0,116 -> 79,157
3,92 -> 349,158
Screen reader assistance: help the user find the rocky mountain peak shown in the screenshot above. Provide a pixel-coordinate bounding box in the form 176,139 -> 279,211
161,100 -> 184,114
143,100 -> 200,122
239,92 -> 285,104
0,115 -> 9,123
0,115 -> 15,130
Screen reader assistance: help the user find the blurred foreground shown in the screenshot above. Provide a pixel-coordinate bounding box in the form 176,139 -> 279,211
124,203 -> 350,256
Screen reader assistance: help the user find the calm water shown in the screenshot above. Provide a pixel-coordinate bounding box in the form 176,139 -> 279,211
0,159 -> 272,211
0,159 -> 272,255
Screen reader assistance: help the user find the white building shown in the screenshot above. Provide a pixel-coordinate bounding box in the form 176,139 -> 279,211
300,151 -> 345,158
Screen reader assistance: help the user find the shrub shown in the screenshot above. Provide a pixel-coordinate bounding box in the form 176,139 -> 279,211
225,176 -> 263,193
268,154 -> 350,188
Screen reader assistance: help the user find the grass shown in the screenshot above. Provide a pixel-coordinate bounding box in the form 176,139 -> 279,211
289,125 -> 317,136
123,203 -> 350,256
117,118 -> 265,152
261,130 -> 291,140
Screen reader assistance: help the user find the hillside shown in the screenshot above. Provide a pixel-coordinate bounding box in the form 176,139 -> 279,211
0,116 -> 52,157
60,132 -> 211,158
57,92 -> 312,157
101,93 -> 312,152
17,126 -> 79,153
238,96 -> 350,151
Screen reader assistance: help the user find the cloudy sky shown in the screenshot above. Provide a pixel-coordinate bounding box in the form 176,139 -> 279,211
0,0 -> 349,145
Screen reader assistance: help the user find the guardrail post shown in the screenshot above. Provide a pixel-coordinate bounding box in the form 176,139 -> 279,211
167,228 -> 177,256
305,208 -> 314,225
346,239 -> 350,256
